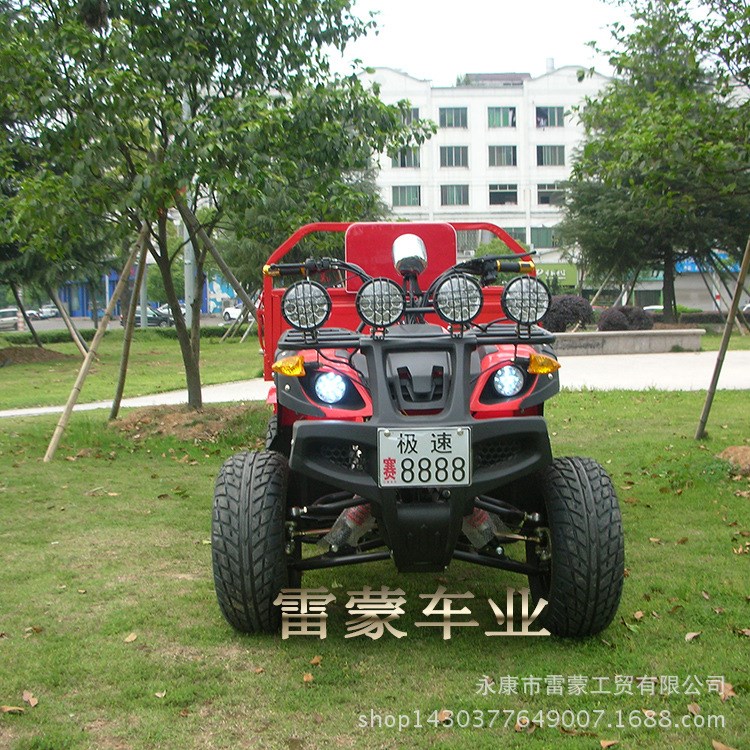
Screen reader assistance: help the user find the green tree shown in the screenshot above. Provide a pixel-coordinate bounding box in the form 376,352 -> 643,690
1,0 -> 431,407
561,0 -> 750,320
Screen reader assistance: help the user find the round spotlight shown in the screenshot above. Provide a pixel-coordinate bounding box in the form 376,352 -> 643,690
356,277 -> 405,328
314,372 -> 347,404
281,280 -> 331,331
493,365 -> 525,397
501,276 -> 551,325
433,273 -> 483,325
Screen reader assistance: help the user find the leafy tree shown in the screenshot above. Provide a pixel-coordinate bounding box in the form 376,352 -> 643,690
561,0 -> 750,321
1,0 -> 431,407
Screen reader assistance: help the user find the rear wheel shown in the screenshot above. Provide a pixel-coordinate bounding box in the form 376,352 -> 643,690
527,457 -> 624,637
211,450 -> 298,633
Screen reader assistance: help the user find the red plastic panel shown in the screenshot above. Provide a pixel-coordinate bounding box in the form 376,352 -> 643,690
344,222 -> 457,291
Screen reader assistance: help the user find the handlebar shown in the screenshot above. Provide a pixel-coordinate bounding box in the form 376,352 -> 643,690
264,257 -> 370,282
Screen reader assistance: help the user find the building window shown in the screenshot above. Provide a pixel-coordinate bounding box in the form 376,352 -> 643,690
391,147 -> 420,168
530,226 -> 560,248
439,107 -> 468,128
538,182 -> 564,205
536,106 -> 565,127
488,145 -> 517,167
488,106 -> 516,128
392,185 -> 421,207
502,227 -> 527,243
441,184 -> 469,205
489,184 -> 518,205
403,107 -> 419,125
537,145 -> 565,166
440,146 -> 469,168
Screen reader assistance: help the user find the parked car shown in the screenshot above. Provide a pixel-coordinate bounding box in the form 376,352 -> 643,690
0,307 -> 19,332
157,302 -> 186,318
25,309 -> 40,320
222,303 -> 244,322
120,305 -> 173,328
642,305 -> 663,314
742,302 -> 750,316
38,304 -> 59,319
211,222 -> 625,638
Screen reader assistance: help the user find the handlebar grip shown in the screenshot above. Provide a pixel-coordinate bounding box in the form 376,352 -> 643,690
496,259 -> 536,274
263,263 -> 311,277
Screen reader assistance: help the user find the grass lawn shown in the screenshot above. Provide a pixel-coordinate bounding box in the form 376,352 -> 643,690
0,392 -> 749,750
0,330 -> 264,410
700,330 -> 750,351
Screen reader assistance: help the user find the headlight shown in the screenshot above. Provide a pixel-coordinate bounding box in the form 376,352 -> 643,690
281,280 -> 331,331
493,365 -> 525,397
356,277 -> 404,328
501,276 -> 551,325
314,372 -> 347,404
433,273 -> 483,325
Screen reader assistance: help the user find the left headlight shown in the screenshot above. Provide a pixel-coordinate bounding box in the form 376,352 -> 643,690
314,372 -> 347,404
281,280 -> 331,331
433,273 -> 483,325
501,276 -> 551,325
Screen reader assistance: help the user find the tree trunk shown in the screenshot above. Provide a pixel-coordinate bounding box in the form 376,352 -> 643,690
662,247 -> 677,323
152,214 -> 203,410
10,283 -> 44,348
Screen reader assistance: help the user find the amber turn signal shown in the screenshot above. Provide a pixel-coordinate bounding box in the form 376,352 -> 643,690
272,355 -> 306,377
527,353 -> 561,375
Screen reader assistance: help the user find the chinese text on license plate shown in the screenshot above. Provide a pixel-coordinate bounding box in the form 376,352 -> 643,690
377,427 -> 471,487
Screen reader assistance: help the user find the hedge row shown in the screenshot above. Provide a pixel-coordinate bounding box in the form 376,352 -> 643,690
1,324 -> 234,346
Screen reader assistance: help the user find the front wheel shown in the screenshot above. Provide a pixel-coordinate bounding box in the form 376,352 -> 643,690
211,450 -> 297,633
223,312 -> 231,322
527,457 -> 624,637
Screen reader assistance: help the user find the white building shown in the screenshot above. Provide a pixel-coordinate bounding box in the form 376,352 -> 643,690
367,64 -> 609,262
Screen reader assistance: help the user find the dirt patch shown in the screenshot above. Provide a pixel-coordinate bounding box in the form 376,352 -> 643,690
0,345 -> 75,366
113,405 -> 254,442
718,446 -> 750,475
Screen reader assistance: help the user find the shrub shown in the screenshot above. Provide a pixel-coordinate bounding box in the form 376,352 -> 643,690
679,311 -> 726,325
597,306 -> 654,331
621,306 -> 654,331
541,295 -> 594,333
597,308 -> 630,331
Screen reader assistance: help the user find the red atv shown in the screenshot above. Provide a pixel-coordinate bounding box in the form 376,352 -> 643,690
211,222 -> 624,637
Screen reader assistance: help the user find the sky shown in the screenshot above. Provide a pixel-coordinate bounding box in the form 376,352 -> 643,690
332,0 -> 632,85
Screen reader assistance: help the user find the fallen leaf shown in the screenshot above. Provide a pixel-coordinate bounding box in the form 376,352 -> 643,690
712,741 -> 738,750
155,691 -> 166,699
124,632 -> 138,643
179,708 -> 190,717
302,672 -> 314,684
685,631 -> 702,642
77,589 -> 87,595
1,706 -> 24,714
310,655 -> 322,667
719,682 -> 736,702
739,628 -> 750,637
649,537 -> 662,544
24,626 -> 43,635
688,703 -> 701,716
0,632 -> 7,639
600,741 -> 618,749
668,604 -> 684,615
642,709 -> 656,718
633,610 -> 644,621
437,709 -> 452,724
713,607 -> 725,614
514,716 -> 537,733
702,591 -> 711,600
253,667 -> 265,674
22,691 -> 38,708
676,537 -> 689,544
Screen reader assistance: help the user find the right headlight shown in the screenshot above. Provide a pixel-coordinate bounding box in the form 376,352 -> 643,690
433,273 -> 483,325
501,276 -> 551,325
281,280 -> 331,331
356,277 -> 405,328
493,365 -> 525,397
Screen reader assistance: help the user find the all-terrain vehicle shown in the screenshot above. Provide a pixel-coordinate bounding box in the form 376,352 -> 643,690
211,222 -> 624,637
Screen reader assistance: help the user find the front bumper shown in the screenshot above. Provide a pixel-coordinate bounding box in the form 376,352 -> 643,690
289,416 -> 551,571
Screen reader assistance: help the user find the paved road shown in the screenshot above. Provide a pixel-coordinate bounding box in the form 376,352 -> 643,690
0,350 -> 747,420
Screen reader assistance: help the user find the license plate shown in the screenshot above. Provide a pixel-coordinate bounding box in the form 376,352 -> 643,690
377,427 -> 471,487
